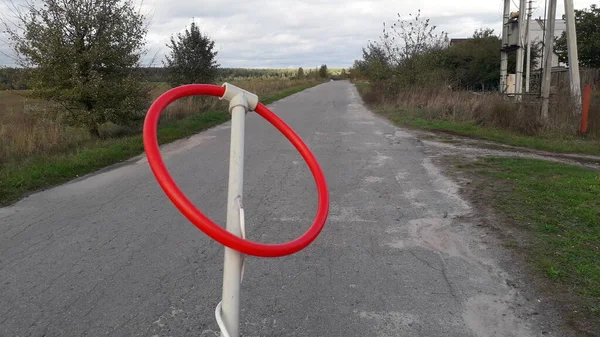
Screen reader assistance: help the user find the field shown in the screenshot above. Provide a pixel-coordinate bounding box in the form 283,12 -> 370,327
0,78 -> 321,162
0,77 -> 324,205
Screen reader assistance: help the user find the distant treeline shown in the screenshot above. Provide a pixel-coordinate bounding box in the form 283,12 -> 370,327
136,67 -> 304,82
0,68 -> 29,90
142,67 -> 335,81
0,67 -> 342,90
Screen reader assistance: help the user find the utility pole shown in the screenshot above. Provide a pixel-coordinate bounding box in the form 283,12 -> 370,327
515,0 -> 528,100
500,0 -> 511,94
564,0 -> 582,114
525,0 -> 533,92
540,0 -> 557,121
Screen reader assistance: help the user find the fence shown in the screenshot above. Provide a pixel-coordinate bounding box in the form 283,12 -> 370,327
523,68 -> 599,137
529,68 -> 599,93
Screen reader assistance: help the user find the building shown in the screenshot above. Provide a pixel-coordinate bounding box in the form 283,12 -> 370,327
529,18 -> 567,69
449,38 -> 472,46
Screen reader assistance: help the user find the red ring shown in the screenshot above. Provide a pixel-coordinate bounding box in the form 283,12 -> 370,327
143,84 -> 329,257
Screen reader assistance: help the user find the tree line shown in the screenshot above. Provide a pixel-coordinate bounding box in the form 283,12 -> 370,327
0,0 -> 331,137
351,6 -> 598,92
1,66 -> 332,89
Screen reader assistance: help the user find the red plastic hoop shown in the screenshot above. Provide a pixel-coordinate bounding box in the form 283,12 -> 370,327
143,84 -> 329,257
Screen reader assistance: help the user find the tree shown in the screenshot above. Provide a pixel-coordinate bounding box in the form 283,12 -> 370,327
380,10 -> 448,67
472,27 -> 497,39
0,67 -> 29,90
349,60 -> 363,79
164,21 -> 219,87
297,67 -> 304,78
443,29 -> 502,90
377,10 -> 449,85
4,0 -> 149,137
319,64 -> 328,78
354,42 -> 391,80
555,4 -> 600,68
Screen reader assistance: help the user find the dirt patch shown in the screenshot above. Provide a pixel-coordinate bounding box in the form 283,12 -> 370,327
430,153 -> 599,337
415,129 -> 600,170
412,123 -> 600,336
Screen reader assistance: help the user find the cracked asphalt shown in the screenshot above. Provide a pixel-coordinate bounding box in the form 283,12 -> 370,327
1,81 -> 564,336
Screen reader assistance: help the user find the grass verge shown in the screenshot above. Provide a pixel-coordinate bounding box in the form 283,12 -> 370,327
461,157 -> 599,332
354,82 -> 600,156
0,83 -> 318,206
380,107 -> 600,156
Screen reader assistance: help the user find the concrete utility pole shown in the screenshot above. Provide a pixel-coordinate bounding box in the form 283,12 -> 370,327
564,0 -> 582,114
525,0 -> 533,92
515,0 -> 528,100
540,0 -> 557,121
500,0 -> 511,93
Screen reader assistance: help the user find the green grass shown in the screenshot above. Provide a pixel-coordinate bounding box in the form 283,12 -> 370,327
0,83 -> 316,206
260,84 -> 312,104
377,107 -> 600,156
464,158 -> 600,323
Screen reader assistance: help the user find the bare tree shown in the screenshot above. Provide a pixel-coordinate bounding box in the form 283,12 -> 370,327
375,10 -> 448,85
379,10 -> 448,66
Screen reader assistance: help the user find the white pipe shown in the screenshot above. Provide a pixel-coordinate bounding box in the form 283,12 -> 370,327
525,0 -> 533,93
541,0 -> 557,121
500,0 -> 511,93
515,0 -> 528,100
216,198 -> 246,337
220,94 -> 248,337
564,0 -> 582,114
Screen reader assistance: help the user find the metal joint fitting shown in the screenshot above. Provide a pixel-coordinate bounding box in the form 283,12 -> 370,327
220,82 -> 259,114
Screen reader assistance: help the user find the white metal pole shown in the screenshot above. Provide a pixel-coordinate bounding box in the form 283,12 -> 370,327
541,0 -> 557,121
500,0 -> 511,94
564,0 -> 582,114
220,97 -> 247,337
515,0 -> 528,100
525,0 -> 533,92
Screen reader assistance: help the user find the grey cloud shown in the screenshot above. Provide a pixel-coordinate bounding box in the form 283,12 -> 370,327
1,0 -> 597,68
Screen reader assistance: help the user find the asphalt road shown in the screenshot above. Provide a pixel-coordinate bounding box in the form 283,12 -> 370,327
1,81 -> 556,336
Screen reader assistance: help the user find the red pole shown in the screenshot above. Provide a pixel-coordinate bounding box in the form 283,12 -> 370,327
580,84 -> 591,135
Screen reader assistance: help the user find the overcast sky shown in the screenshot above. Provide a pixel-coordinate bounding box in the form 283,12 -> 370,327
1,0 -> 597,68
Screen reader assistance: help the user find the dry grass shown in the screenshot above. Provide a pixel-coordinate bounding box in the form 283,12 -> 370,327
0,78 -> 320,164
150,78 -> 321,120
362,82 -> 600,138
0,91 -> 90,163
